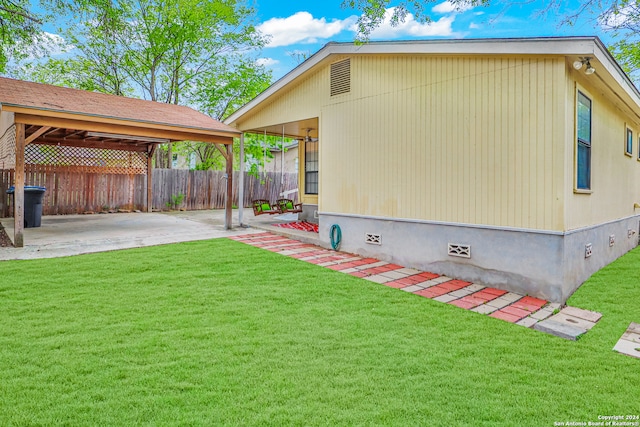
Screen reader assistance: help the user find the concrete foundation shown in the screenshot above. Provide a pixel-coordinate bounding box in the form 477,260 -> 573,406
299,204 -> 319,224
318,212 -> 640,303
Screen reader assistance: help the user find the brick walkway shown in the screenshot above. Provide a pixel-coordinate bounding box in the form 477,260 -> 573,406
229,232 -> 561,327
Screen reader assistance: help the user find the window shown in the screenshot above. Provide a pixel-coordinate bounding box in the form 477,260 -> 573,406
305,139 -> 318,194
627,128 -> 633,156
576,91 -> 592,190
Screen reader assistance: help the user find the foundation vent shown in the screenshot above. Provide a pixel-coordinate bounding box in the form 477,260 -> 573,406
330,59 -> 351,96
448,243 -> 471,258
365,233 -> 381,245
585,243 -> 593,258
609,234 -> 615,247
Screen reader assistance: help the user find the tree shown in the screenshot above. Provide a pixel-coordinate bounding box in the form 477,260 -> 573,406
595,2 -> 640,82
175,58 -> 274,172
0,0 -> 42,71
22,0 -> 271,168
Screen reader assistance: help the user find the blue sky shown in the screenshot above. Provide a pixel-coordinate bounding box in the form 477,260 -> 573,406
252,0 -> 614,80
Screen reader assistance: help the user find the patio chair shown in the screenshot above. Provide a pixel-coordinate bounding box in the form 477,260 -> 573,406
275,198 -> 303,214
252,199 -> 280,215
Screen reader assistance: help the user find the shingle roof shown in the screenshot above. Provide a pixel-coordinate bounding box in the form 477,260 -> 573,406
0,76 -> 239,135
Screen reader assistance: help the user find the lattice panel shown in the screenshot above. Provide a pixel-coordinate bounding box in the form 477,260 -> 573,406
25,145 -> 148,174
0,125 -> 16,170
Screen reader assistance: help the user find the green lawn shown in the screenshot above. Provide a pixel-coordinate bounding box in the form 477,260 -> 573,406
0,239 -> 638,425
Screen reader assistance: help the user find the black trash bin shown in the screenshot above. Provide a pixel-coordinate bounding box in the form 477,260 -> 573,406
6,186 -> 46,228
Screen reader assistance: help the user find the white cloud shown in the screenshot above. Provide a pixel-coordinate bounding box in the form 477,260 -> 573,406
599,4 -> 636,29
256,57 -> 279,67
17,32 -> 74,60
363,8 -> 457,38
258,12 -> 356,47
432,1 -> 474,14
469,22 -> 481,29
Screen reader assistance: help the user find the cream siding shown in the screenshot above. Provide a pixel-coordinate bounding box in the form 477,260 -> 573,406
321,55 -> 566,231
234,64 -> 333,132
565,70 -> 640,230
0,110 -> 15,135
233,62 -> 335,207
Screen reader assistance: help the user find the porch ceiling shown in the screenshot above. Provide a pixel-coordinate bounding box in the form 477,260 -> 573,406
23,125 -> 165,153
243,118 -> 318,140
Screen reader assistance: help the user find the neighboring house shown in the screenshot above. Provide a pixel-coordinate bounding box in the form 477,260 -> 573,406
172,152 -> 197,169
267,141 -> 299,175
225,37 -> 640,303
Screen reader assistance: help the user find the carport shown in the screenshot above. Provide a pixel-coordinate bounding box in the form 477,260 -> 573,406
0,77 -> 240,247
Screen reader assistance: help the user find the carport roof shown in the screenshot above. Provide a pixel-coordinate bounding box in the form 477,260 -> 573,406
0,76 -> 240,144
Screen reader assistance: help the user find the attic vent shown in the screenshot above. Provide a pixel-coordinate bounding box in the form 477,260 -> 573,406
330,59 -> 351,96
448,243 -> 471,258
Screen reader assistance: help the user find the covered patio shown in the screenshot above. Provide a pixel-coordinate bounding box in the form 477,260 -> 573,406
0,77 -> 240,247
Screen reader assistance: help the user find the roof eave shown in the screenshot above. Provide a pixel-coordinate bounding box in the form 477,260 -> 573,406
225,36 -> 640,126
2,103 -> 241,139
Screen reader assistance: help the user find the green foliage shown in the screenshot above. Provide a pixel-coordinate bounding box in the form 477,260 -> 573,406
173,132 -> 294,178
0,0 -> 42,71
166,193 -> 185,210
0,240 -> 638,424
610,39 -> 640,83
7,0 -> 274,174
29,0 -> 269,104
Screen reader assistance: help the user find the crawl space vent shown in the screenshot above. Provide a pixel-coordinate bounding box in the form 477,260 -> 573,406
448,243 -> 471,258
330,59 -> 351,96
585,243 -> 593,258
365,233 -> 381,245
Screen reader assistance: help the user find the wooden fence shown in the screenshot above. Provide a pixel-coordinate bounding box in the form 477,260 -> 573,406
152,169 -> 299,211
0,168 -> 298,217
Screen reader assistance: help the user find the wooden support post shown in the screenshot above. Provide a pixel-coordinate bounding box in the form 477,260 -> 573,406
238,134 -> 245,226
14,123 -> 25,247
225,143 -> 233,230
147,144 -> 157,213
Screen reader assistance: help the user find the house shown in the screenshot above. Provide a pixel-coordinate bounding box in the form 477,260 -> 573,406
266,141 -> 298,175
225,37 -> 640,303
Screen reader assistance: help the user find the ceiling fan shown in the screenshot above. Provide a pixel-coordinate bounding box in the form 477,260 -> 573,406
296,128 -> 318,143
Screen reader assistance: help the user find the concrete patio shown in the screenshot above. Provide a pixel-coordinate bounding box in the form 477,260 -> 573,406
0,209 -> 320,260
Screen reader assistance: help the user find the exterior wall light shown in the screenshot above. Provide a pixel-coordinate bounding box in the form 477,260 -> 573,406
573,57 -> 596,75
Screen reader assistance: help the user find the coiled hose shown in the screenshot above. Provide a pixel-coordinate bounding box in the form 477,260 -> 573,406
329,224 -> 342,251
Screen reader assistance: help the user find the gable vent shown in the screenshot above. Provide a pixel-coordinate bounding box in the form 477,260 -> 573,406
330,59 -> 351,96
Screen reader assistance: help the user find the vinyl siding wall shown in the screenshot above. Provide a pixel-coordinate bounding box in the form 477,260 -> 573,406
321,55 -> 566,231
234,64 -> 333,206
565,69 -> 640,231
234,66 -> 328,132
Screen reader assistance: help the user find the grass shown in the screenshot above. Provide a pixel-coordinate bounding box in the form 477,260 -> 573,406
0,239 -> 638,425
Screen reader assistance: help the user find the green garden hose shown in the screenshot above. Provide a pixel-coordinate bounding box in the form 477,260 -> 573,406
329,224 -> 342,251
